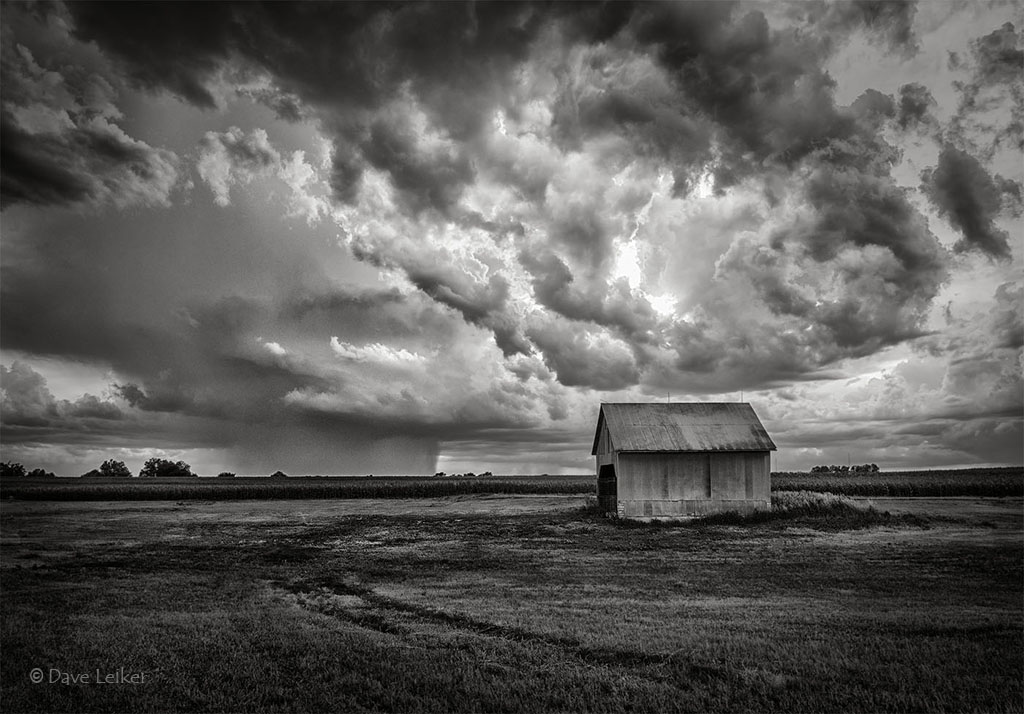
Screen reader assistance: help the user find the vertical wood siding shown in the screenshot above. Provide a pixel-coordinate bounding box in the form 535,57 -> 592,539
615,451 -> 771,517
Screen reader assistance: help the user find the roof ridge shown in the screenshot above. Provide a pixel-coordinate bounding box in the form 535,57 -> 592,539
593,402 -> 776,453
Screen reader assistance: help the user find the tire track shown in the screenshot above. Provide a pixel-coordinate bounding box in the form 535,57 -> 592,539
273,578 -> 734,688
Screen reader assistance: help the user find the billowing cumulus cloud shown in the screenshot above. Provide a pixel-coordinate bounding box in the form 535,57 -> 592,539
197,127 -> 281,206
196,127 -> 329,222
1,362 -> 124,438
1,2 -> 1020,474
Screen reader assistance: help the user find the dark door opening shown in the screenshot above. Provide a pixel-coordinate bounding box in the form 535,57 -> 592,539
597,464 -> 617,514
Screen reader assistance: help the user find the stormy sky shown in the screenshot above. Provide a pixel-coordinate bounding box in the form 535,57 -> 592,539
1,1 -> 1021,476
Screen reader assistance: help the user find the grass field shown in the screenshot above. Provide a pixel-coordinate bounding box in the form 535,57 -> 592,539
1,493 -> 1021,712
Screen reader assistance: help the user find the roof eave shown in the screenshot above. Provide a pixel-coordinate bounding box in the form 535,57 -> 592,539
616,446 -> 777,453
589,407 -> 605,456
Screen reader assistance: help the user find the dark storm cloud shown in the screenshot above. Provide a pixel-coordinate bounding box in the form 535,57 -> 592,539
527,319 -> 640,392
284,287 -> 408,329
56,1 -> 953,376
4,242 -> 320,426
921,145 -> 1011,260
7,0 -> 1018,476
1,270 -> 185,378
943,418 -> 1023,464
282,286 -> 523,363
565,3 -> 918,196
68,1 -> 240,109
0,5 -> 179,210
0,116 -> 178,209
59,1 -> 859,202
611,6 -> 843,188
402,269 -> 530,357
970,22 -> 1024,87
346,233 -> 532,357
64,394 -> 123,420
798,166 -> 946,283
740,163 -> 948,357
360,113 -> 474,216
849,88 -> 895,128
896,82 -> 936,131
64,1 -> 544,210
948,22 -> 1023,155
519,250 -> 659,343
546,32 -> 714,173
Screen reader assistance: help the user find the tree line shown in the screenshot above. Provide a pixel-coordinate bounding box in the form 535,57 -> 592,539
0,459 -> 240,479
810,464 -> 880,474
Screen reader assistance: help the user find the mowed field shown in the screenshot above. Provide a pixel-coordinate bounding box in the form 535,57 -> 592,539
1,491 -> 1021,713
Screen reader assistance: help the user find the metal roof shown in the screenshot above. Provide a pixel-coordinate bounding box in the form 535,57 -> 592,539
591,402 -> 777,454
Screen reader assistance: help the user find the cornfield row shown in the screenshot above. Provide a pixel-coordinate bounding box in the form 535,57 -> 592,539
772,468 -> 1023,497
0,476 -> 593,501
1,468 -> 1020,500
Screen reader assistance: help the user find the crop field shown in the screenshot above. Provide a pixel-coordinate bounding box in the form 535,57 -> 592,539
0,474 -> 592,501
772,466 -> 1023,497
1,492 -> 1021,712
1,467 -> 1020,501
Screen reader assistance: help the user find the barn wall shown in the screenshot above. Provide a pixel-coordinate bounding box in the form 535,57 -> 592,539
615,451 -> 770,518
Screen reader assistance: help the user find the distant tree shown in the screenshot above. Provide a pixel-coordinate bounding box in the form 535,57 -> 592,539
813,463 -> 879,475
216,471 -> 236,478
26,468 -> 56,478
269,470 -> 287,479
433,471 -> 446,478
80,469 -> 104,478
0,462 -> 26,479
99,459 -> 133,478
139,458 -> 193,478
480,471 -> 493,478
